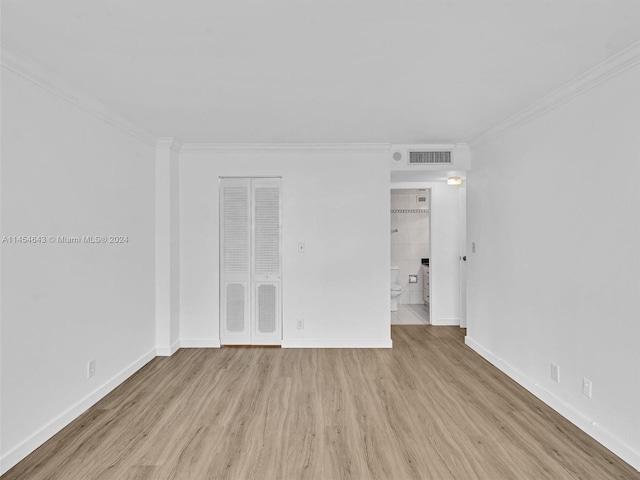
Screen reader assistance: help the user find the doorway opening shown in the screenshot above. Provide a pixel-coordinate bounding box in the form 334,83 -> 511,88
390,178 -> 466,329
391,188 -> 431,325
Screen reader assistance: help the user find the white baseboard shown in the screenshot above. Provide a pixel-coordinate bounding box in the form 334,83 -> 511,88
180,337 -> 390,349
431,317 -> 460,326
180,338 -> 221,348
464,336 -> 640,472
156,340 -> 181,356
282,338 -> 392,348
0,348 -> 156,476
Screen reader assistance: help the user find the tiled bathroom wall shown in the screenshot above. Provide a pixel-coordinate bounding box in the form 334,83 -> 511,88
391,189 -> 430,304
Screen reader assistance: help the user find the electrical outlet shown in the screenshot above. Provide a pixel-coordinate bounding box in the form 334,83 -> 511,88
582,378 -> 592,398
550,363 -> 560,383
297,319 -> 304,330
87,359 -> 96,378
298,242 -> 305,254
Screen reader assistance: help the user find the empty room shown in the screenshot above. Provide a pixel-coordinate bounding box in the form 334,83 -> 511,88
1,1 -> 639,479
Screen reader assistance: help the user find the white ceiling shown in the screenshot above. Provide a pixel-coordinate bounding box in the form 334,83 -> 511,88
3,1 -> 640,144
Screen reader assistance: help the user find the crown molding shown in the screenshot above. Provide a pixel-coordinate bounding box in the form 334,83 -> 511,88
1,46 -> 158,147
179,143 -> 392,153
156,137 -> 183,152
390,143 -> 456,150
470,40 -> 640,150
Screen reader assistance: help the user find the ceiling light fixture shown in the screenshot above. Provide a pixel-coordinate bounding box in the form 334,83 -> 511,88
447,177 -> 463,186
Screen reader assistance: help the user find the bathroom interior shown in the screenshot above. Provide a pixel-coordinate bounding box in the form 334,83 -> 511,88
390,188 -> 431,324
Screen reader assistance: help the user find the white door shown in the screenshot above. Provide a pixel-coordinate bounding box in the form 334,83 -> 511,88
220,177 -> 282,345
459,184 -> 467,328
220,178 -> 252,344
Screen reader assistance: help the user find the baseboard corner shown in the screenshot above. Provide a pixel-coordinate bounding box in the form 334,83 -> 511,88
0,347 -> 156,476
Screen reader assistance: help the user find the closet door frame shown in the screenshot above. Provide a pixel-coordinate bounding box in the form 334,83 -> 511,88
219,176 -> 282,346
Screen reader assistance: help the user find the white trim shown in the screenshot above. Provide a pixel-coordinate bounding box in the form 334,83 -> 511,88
465,336 -> 640,472
0,46 -> 157,146
180,338 -> 222,348
156,340 -> 181,357
431,317 -> 460,326
156,137 -> 183,152
282,338 -> 393,349
470,40 -> 640,150
0,348 -> 156,476
180,143 -> 391,153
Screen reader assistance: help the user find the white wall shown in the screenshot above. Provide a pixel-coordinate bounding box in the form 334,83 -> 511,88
180,147 -> 392,348
0,67 -> 156,473
466,63 -> 640,469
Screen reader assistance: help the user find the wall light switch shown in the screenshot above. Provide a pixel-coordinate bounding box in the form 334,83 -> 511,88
472,242 -> 476,253
298,242 -> 305,254
551,363 -> 560,383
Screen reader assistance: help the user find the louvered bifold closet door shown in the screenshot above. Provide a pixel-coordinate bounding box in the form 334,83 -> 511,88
251,178 -> 282,345
220,178 -> 251,344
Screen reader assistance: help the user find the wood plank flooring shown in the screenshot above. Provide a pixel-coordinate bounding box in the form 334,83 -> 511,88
3,326 -> 639,479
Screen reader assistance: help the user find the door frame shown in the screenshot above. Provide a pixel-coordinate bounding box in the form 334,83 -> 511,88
390,186 -> 433,323
390,180 -> 466,327
219,176 -> 283,345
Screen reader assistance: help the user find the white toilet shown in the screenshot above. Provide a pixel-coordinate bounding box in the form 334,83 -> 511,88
390,266 -> 403,312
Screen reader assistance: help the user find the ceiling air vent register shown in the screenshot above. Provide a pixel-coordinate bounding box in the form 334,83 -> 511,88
408,150 -> 452,165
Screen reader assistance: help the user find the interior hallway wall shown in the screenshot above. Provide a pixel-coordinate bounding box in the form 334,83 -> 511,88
466,62 -> 640,469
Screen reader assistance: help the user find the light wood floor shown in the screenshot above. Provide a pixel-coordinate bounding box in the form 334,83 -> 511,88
3,326 -> 639,479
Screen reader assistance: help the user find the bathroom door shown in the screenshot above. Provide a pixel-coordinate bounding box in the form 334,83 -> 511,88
220,177 -> 282,345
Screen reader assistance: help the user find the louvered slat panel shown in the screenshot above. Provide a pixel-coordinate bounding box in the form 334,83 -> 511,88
254,187 -> 280,275
226,283 -> 246,332
223,187 -> 249,273
257,284 -> 277,333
